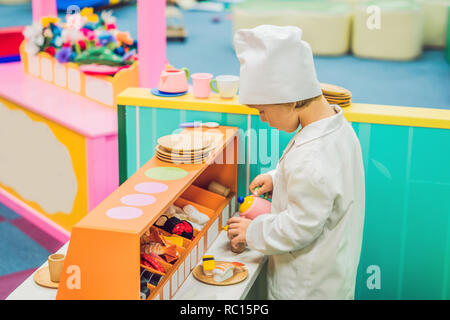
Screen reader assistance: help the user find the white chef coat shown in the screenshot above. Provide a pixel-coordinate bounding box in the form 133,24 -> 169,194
246,105 -> 365,300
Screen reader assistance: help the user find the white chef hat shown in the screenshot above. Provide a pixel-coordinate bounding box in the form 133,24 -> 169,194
234,25 -> 322,105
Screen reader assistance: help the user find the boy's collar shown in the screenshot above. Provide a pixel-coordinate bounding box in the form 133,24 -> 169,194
294,105 -> 345,147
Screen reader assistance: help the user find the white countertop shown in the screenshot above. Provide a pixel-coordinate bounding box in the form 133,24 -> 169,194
173,231 -> 267,300
7,231 -> 266,300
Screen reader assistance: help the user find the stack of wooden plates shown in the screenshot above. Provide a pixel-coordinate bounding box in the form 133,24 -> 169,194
321,83 -> 352,108
156,132 -> 217,164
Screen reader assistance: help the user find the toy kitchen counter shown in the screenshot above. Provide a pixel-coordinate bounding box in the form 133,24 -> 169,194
7,125 -> 268,300
117,87 -> 450,300
7,231 -> 267,300
0,62 -> 119,241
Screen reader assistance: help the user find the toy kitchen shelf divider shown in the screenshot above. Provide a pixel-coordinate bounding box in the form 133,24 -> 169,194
56,126 -> 239,300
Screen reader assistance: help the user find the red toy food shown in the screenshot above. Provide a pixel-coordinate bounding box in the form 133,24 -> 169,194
141,253 -> 165,273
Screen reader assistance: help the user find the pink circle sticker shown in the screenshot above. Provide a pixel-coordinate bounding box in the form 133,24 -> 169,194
106,206 -> 143,220
120,194 -> 156,206
134,182 -> 169,194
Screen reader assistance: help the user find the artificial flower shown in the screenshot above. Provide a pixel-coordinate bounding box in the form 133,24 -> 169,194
106,23 -> 117,31
98,32 -> 116,46
81,7 -> 99,23
80,7 -> 94,17
41,16 -> 60,28
101,10 -> 116,25
45,46 -> 56,56
61,28 -> 83,44
23,22 -> 43,41
43,28 -> 53,38
55,46 -> 73,63
53,36 -> 64,47
77,40 -> 87,51
116,31 -> 134,46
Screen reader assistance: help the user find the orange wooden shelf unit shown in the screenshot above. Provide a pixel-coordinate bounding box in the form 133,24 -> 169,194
56,126 -> 239,300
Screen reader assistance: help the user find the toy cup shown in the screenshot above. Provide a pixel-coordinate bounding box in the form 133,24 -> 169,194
48,253 -> 65,283
191,73 -> 214,98
158,68 -> 189,93
210,75 -> 239,99
238,195 -> 271,221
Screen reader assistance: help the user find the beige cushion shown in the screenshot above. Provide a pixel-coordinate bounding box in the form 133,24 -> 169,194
232,1 -> 353,56
419,0 -> 450,47
352,0 -> 423,60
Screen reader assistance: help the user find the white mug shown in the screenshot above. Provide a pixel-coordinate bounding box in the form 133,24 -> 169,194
210,75 -> 239,99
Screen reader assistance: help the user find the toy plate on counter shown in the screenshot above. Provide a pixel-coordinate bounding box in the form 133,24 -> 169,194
151,88 -> 188,97
192,261 -> 248,286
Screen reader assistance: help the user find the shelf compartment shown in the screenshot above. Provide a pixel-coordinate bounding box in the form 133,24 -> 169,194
180,184 -> 227,212
174,197 -> 215,218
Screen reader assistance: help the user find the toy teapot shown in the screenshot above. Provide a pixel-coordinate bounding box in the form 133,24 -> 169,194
237,188 -> 271,220
158,67 -> 189,93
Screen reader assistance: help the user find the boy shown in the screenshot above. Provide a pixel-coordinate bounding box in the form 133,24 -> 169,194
227,25 -> 365,300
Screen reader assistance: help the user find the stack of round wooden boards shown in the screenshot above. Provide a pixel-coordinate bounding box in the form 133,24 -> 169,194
156,132 -> 216,164
321,83 -> 352,108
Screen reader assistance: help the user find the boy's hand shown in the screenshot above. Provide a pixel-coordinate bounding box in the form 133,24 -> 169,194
249,174 -> 273,197
227,217 -> 252,248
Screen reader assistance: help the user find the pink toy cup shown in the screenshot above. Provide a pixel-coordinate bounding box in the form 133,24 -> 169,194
239,196 -> 272,220
191,73 -> 213,98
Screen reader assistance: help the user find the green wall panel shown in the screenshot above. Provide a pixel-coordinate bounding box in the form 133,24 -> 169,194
353,123 -> 450,300
353,123 -> 411,299
122,106 -> 138,183
401,182 -> 450,299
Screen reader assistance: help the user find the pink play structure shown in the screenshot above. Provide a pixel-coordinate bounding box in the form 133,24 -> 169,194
0,1 -> 168,242
31,0 -> 167,87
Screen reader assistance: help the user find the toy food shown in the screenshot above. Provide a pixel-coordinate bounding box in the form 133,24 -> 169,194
140,228 -> 179,263
213,262 -> 246,283
163,235 -> 184,247
141,242 -> 178,263
140,267 -> 162,300
183,205 -> 210,225
141,253 -> 165,273
202,255 -> 215,276
157,216 -> 194,240
208,181 -> 230,197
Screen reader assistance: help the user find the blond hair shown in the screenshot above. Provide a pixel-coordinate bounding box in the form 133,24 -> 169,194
248,94 -> 322,110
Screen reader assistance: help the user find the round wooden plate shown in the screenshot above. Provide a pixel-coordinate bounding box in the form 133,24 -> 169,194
156,157 -> 206,164
156,151 -> 208,161
33,267 -> 59,289
157,144 -> 215,156
156,150 -> 206,160
321,83 -> 351,96
324,95 -> 352,101
156,145 -> 214,158
156,156 -> 207,165
158,133 -> 213,152
192,261 -> 248,286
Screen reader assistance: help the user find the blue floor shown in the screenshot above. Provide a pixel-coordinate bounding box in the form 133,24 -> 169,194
1,2 -> 449,109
